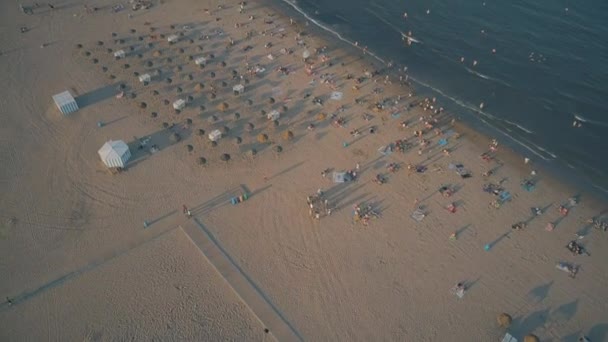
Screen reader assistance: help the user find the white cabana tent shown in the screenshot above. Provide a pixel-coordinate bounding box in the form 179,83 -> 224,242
52,91 -> 79,115
98,140 -> 131,168
233,84 -> 244,95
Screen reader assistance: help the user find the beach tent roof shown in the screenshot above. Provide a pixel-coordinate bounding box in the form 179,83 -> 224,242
98,140 -> 129,159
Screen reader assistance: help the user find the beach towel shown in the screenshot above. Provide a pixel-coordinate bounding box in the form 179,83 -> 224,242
330,91 -> 343,100
521,180 -> 536,192
438,138 -> 448,146
391,112 -> 401,119
501,333 -> 518,342
411,208 -> 426,222
498,191 -> 512,203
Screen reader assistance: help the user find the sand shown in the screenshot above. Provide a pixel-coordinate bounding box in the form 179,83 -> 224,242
1,0 -> 607,341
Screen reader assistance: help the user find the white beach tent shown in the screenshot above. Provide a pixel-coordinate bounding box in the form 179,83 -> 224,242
98,140 -> 131,168
52,91 -> 79,115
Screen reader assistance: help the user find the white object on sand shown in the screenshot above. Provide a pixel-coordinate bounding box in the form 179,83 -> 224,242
138,73 -> 151,83
167,34 -> 179,43
501,332 -> 518,342
113,49 -> 126,59
208,129 -> 222,142
232,84 -> 244,95
330,91 -> 343,100
98,140 -> 131,168
267,110 -> 280,121
194,56 -> 207,66
52,91 -> 79,115
173,99 -> 186,110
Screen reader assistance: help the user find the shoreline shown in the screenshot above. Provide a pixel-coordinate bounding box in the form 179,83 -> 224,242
265,0 -> 608,202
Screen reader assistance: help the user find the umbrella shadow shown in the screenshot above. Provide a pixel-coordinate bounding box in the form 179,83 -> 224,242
510,308 -> 551,339
552,299 -> 578,322
527,281 -> 553,302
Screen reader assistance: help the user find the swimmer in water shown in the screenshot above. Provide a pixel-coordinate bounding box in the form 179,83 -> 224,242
492,48 -> 496,54
473,60 -> 478,66
426,9 -> 430,14
460,57 -> 465,63
403,12 -> 408,19
479,102 -> 485,109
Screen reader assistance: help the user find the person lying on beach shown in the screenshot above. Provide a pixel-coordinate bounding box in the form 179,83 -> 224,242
567,240 -> 588,256
511,222 -> 526,230
373,174 -> 386,185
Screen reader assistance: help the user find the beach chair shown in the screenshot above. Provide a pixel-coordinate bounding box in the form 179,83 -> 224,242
438,138 -> 448,146
449,285 -> 465,299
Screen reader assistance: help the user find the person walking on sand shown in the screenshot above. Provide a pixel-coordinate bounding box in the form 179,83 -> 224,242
6,297 -> 13,306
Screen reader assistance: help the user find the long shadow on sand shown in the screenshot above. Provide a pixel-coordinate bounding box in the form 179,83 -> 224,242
75,83 -> 119,108
192,217 -> 304,341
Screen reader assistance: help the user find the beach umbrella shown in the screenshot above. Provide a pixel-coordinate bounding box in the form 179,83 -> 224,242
257,133 -> 269,143
198,157 -> 207,166
220,153 -> 231,162
273,145 -> 283,154
282,130 -> 294,141
497,313 -> 512,328
222,126 -> 230,134
523,335 -> 540,342
217,102 -> 229,112
302,49 -> 310,59
246,122 -> 255,132
234,136 -> 242,145
197,129 -> 206,136
249,148 -> 257,156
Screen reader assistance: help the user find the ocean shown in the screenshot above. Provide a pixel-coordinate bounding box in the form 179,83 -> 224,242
272,0 -> 608,198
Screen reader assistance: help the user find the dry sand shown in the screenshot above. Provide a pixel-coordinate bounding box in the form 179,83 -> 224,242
1,0 -> 607,341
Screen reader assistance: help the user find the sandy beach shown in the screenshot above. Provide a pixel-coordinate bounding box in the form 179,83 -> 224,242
1,0 -> 607,341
